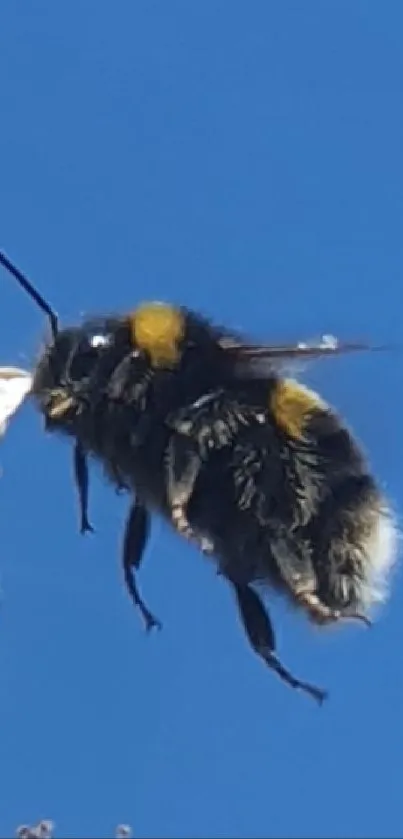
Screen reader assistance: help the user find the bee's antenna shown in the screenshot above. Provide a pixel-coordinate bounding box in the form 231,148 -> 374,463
0,250 -> 59,339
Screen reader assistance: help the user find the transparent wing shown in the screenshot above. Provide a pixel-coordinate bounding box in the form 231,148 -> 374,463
220,334 -> 395,377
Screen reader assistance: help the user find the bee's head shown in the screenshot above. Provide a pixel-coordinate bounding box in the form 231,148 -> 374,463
31,315 -> 134,431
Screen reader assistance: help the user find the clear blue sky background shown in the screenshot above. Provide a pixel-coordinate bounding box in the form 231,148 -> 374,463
0,3 -> 402,838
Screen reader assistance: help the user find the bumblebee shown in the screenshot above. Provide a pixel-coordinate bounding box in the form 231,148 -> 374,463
0,250 -> 398,704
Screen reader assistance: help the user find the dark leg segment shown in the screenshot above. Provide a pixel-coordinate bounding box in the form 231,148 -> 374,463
231,581 -> 327,705
73,441 -> 94,534
122,499 -> 161,632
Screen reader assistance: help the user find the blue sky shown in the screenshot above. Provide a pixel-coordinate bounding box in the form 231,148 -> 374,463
0,2 -> 402,837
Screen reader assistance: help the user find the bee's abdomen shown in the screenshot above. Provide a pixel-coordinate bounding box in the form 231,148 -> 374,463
269,389 -> 398,616
186,380 -> 398,619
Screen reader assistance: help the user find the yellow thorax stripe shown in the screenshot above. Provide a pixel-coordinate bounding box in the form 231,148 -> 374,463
130,302 -> 185,368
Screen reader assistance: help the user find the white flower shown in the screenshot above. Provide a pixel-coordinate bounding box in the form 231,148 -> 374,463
0,367 -> 32,438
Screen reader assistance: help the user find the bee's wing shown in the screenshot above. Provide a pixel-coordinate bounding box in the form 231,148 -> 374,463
0,367 -> 32,437
221,335 -> 394,375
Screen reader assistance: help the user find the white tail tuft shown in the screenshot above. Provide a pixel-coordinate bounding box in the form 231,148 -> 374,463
358,501 -> 400,613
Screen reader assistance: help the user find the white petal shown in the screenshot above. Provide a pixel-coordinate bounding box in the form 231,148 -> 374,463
0,367 -> 32,437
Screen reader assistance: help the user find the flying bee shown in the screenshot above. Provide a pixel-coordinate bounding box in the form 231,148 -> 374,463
0,250 -> 398,704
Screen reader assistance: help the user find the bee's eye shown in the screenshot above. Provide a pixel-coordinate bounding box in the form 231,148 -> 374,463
131,347 -> 146,359
68,344 -> 98,380
68,334 -> 111,381
90,334 -> 111,348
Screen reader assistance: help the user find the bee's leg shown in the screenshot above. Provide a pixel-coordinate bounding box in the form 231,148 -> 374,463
166,436 -> 214,555
269,537 -> 332,619
296,590 -> 371,628
268,537 -> 368,627
73,441 -> 94,534
295,590 -> 341,624
122,498 -> 162,632
230,580 -> 327,705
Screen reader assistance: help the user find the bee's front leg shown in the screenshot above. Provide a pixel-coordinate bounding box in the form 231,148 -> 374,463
73,441 -> 94,534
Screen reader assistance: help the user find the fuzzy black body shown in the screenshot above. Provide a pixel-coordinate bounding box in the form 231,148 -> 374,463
28,302 -> 395,703
166,383 -> 382,619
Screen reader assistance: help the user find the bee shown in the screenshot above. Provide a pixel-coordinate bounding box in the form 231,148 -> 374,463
0,250 -> 398,704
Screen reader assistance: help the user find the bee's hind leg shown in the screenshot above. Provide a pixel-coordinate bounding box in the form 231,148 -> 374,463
305,476 -> 379,630
229,579 -> 327,705
297,590 -> 372,628
269,535 -> 370,628
270,536 -> 335,622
